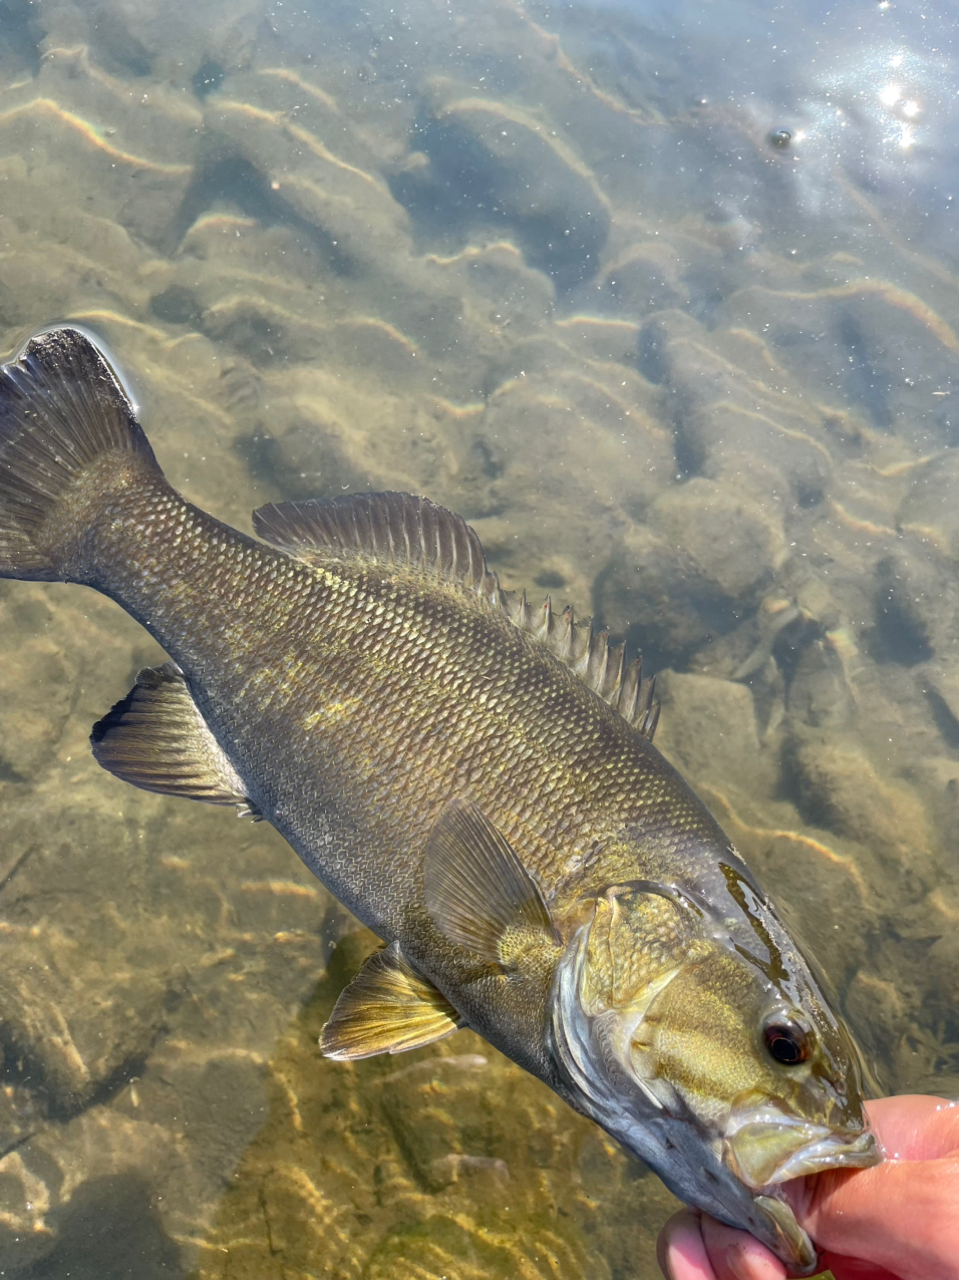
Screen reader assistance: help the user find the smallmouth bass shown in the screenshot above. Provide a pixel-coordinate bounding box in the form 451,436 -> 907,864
0,328 -> 879,1271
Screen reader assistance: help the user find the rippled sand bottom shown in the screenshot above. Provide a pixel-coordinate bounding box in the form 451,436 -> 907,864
0,0 -> 956,1275
194,931 -> 676,1280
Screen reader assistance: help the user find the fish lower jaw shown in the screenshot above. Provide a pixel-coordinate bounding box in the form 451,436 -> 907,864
720,1127 -> 881,1276
760,1126 -> 880,1185
724,1114 -> 881,1191
551,1064 -> 821,1273
750,1195 -> 819,1276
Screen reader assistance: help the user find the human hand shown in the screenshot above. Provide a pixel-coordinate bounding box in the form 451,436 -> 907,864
657,1095 -> 959,1280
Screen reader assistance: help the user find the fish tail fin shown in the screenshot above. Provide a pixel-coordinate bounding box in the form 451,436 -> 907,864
0,326 -> 162,582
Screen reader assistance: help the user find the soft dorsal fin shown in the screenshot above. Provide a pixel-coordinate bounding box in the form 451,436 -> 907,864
253,492 -> 500,594
91,663 -> 257,815
320,941 -> 463,1060
423,798 -> 560,967
252,491 -> 659,740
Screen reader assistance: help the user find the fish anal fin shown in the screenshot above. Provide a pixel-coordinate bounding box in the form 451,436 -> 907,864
423,798 -> 560,967
320,941 -> 463,1060
91,662 -> 257,813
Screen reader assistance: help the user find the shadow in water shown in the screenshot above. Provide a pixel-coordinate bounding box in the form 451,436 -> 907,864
15,1176 -> 184,1280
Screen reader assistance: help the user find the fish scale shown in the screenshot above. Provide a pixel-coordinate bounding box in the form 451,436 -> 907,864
0,327 -> 880,1272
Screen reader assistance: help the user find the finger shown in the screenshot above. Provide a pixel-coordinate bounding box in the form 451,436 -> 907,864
819,1251 -> 904,1280
658,1209 -> 716,1280
700,1215 -> 788,1280
801,1154 -> 959,1280
863,1096 -> 959,1160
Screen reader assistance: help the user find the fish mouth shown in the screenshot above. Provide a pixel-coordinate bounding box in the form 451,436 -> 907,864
762,1122 -> 879,1184
724,1099 -> 881,1191
720,1103 -> 879,1274
734,1120 -> 877,1275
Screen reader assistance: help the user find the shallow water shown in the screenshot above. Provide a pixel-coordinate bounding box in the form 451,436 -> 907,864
0,0 -> 957,1276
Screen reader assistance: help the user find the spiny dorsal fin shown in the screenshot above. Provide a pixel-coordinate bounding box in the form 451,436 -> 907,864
320,941 -> 463,1060
502,593 -> 660,740
252,491 -> 659,740
91,662 -> 258,815
423,798 -> 560,967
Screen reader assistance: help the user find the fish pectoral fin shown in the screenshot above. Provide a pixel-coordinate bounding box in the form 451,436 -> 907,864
90,663 -> 258,815
320,941 -> 463,1060
423,798 -> 560,967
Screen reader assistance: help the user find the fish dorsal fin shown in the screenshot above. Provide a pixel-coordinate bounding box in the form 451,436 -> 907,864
423,798 -> 560,967
252,492 -> 659,741
503,594 -> 660,740
253,492 -> 501,595
91,662 -> 257,815
320,941 -> 463,1060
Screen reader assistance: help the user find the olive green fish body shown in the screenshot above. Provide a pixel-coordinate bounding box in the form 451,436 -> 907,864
0,329 -> 881,1272
85,459 -> 736,1070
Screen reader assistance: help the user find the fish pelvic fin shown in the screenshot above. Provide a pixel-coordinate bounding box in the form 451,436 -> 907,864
320,941 -> 463,1060
423,798 -> 561,969
0,326 -> 160,582
252,492 -> 659,740
91,662 -> 258,815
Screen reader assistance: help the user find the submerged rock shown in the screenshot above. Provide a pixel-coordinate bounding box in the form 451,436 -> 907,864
411,83 -> 611,288
898,451 -> 959,557
873,546 -> 946,665
597,477 -> 787,660
783,730 -> 932,895
717,283 -> 959,450
654,670 -> 776,801
639,309 -> 835,511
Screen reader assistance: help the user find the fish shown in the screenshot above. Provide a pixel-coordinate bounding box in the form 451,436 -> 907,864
0,326 -> 880,1272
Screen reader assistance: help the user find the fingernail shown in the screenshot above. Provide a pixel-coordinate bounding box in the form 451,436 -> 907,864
655,1234 -> 675,1280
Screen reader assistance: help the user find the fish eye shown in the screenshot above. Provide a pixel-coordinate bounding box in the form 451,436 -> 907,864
763,1019 -> 811,1066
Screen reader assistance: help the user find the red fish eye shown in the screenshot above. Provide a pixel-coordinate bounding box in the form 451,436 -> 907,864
763,1021 -> 811,1066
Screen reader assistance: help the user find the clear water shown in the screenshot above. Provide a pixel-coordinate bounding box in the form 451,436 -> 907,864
0,0 -> 957,1276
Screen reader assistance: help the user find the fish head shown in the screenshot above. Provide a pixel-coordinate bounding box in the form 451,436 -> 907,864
550,872 -> 880,1273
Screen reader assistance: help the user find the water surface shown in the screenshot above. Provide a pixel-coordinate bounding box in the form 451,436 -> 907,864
0,0 -> 957,1276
